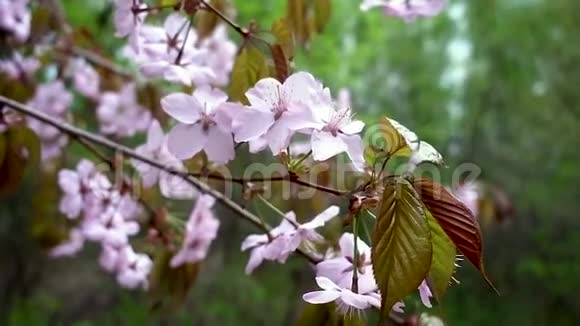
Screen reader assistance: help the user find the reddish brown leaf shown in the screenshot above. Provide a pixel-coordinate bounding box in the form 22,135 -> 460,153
270,44 -> 289,82
413,177 -> 498,292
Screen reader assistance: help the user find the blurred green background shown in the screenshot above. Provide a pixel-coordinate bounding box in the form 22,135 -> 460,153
2,0 -> 580,325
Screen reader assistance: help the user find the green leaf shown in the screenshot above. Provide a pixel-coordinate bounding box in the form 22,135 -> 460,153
425,209 -> 456,301
314,0 -> 331,33
286,0 -> 306,45
372,177 -> 432,323
364,117 -> 444,167
195,0 -> 227,39
413,177 -> 498,293
271,18 -> 294,59
0,126 -> 40,196
148,250 -> 200,312
229,47 -> 270,104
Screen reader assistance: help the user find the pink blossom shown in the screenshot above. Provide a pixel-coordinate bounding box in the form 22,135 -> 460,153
132,120 -> 195,198
27,80 -> 73,160
170,195 -> 220,267
96,83 -> 151,137
241,215 -> 295,274
360,0 -> 447,21
303,277 -> 381,314
197,25 -> 237,86
0,52 -> 39,80
270,206 -> 340,257
58,168 -> 84,219
113,0 -> 148,50
309,88 -> 365,170
232,72 -> 321,155
162,85 -> 238,163
137,14 -> 216,86
316,233 -> 375,289
0,0 -> 31,42
48,228 -> 85,257
133,120 -> 173,187
116,246 -> 153,289
99,243 -> 125,272
67,58 -> 100,99
241,207 -> 338,274
82,210 -> 140,246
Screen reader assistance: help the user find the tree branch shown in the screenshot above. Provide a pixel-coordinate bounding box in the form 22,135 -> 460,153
200,0 -> 249,37
189,172 -> 347,196
0,95 -> 321,264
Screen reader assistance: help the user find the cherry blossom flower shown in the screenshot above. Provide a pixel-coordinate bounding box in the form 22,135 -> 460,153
303,277 -> 381,314
48,228 -> 85,257
113,0 -> 148,50
241,215 -> 296,274
99,243 -> 125,273
0,52 -> 39,80
27,80 -> 72,160
360,0 -> 447,21
116,246 -> 153,289
83,210 -> 140,246
162,85 -> 238,163
0,0 -> 31,42
170,195 -> 220,267
241,207 -> 338,274
197,25 -> 237,86
96,83 -> 151,137
137,14 -> 216,86
309,88 -> 366,171
58,168 -> 84,219
269,206 -> 340,257
316,233 -> 375,289
67,58 -> 100,99
232,72 -> 321,155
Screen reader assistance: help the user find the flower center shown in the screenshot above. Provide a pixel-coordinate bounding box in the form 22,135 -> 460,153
272,87 -> 287,120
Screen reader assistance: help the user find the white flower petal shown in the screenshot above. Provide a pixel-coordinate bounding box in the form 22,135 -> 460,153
303,290 -> 341,304
161,93 -> 202,123
167,123 -> 207,159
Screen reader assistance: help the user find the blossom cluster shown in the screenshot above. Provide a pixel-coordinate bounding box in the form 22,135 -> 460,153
0,0 -> 453,317
50,159 -> 152,289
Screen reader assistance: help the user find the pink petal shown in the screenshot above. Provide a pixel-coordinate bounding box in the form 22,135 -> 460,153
146,119 -> 165,150
164,13 -> 188,37
233,108 -> 274,142
315,276 -> 341,291
194,85 -> 228,113
161,93 -> 202,123
204,126 -> 234,164
245,77 -> 282,108
301,206 -> 340,230
264,120 -> 292,155
311,130 -> 348,161
342,134 -> 365,171
241,234 -> 268,251
167,123 -> 207,159
340,290 -> 372,310
282,71 -> 318,101
245,246 -> 266,274
303,290 -> 341,304
341,120 -> 365,135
